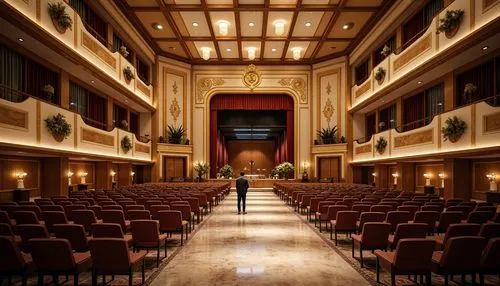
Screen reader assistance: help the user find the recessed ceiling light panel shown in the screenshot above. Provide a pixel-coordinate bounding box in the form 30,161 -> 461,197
342,22 -> 354,30
305,22 -> 312,27
192,22 -> 199,27
152,23 -> 163,30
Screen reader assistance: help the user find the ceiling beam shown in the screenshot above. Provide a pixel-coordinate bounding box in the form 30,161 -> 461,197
154,36 -> 353,42
155,0 -> 193,60
201,0 -> 222,60
129,5 -> 379,12
260,0 -> 270,61
280,0 -> 302,61
310,0 -> 347,60
234,0 -> 242,61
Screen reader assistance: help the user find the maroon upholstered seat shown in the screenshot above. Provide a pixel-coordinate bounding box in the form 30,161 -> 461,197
375,238 -> 436,286
352,222 -> 391,267
432,223 -> 481,250
130,220 -> 168,267
447,206 -> 473,220
42,211 -> 70,233
53,224 -> 90,252
158,210 -> 188,245
479,238 -> 500,285
385,211 -> 410,232
387,223 -> 427,250
467,211 -> 494,224
435,211 -> 462,234
171,204 -> 194,232
356,212 -> 386,234
325,205 -> 349,232
0,210 -> 14,227
91,223 -> 134,247
479,223 -> 500,241
127,210 -> 152,220
149,205 -> 170,220
413,211 -> 440,234
331,211 -> 358,245
101,210 -> 130,233
14,211 -> 41,225
397,205 -> 419,221
16,224 -> 49,252
431,236 -> 485,286
0,236 -> 35,286
72,209 -> 101,234
89,238 -> 147,286
28,238 -> 92,286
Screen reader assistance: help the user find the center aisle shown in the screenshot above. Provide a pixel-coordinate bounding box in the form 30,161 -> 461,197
151,189 -> 370,286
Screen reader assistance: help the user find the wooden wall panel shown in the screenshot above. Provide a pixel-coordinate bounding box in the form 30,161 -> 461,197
118,163 -> 132,187
399,163 -> 415,193
472,160 -> 500,200
95,161 -> 112,190
0,158 -> 40,201
41,157 -> 69,198
444,159 -> 472,201
227,140 -> 275,177
69,162 -> 95,188
318,157 -> 340,181
374,164 -> 389,188
415,163 -> 443,193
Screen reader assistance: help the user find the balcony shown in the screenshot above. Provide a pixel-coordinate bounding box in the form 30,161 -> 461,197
2,0 -> 153,107
352,97 -> 500,163
0,89 -> 152,162
351,0 -> 500,110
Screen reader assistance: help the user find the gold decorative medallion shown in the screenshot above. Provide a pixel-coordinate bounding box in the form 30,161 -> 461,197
326,82 -> 332,95
172,81 -> 178,95
242,64 -> 262,91
278,78 -> 306,102
196,78 -> 225,103
323,98 -> 334,124
170,98 -> 181,122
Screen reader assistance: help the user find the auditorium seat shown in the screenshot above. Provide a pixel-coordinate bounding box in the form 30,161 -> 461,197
435,212 -> 463,234
387,223 -> 427,250
101,210 -> 130,233
432,223 -> 481,250
89,238 -> 146,286
0,211 -> 14,227
325,205 -> 348,232
352,222 -> 391,267
53,224 -> 90,252
39,205 -> 64,212
397,205 -> 419,221
127,210 -> 152,220
431,236 -> 485,286
28,238 -> 92,286
479,223 -> 500,241
130,220 -> 168,267
375,238 -> 435,286
186,198 -> 204,223
0,236 -> 35,286
171,204 -> 194,232
16,224 -> 49,252
14,211 -> 41,225
447,206 -> 473,220
413,211 -> 440,234
149,205 -> 170,220
158,210 -> 188,245
479,238 -> 500,285
467,211 -> 495,224
91,223 -> 134,247
370,205 -> 393,214
330,210 -> 358,245
356,212 -> 386,234
385,211 -> 410,233
42,211 -> 71,233
0,223 -> 21,246
72,209 -> 101,235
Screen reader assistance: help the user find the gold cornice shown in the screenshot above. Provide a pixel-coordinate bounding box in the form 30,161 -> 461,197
157,143 -> 193,154
196,78 -> 225,104
278,78 -> 307,103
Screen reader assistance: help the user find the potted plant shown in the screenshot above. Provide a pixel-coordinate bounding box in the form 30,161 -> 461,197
185,138 -> 190,145
276,162 -> 295,179
119,46 -> 129,58
167,125 -> 185,144
442,116 -> 467,143
41,84 -> 55,102
438,9 -> 464,38
194,162 -> 210,182
48,2 -> 73,33
121,136 -> 132,153
317,125 -> 337,144
219,164 -> 233,179
123,66 -> 135,83
375,136 -> 387,154
463,83 -> 477,104
380,45 -> 392,58
45,113 -> 71,142
374,67 -> 386,85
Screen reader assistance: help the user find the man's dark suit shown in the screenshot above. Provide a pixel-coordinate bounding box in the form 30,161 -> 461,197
236,176 -> 249,213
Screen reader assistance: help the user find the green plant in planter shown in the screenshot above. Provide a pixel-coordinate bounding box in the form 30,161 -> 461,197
442,116 -> 467,143
45,113 -> 72,142
438,9 -> 464,37
219,164 -> 233,178
275,162 -> 295,179
121,136 -> 132,153
380,45 -> 392,58
48,2 -> 72,33
375,136 -> 387,154
374,67 -> 386,83
41,84 -> 55,102
463,83 -> 477,104
167,125 -> 185,144
194,162 -> 210,182
317,125 -> 337,144
123,66 -> 135,82
119,46 -> 129,58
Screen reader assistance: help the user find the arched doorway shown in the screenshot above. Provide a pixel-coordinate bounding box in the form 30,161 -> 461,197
209,94 -> 294,178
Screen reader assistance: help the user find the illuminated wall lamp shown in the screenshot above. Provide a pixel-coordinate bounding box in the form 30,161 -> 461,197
438,173 -> 445,188
247,47 -> 256,60
79,172 -> 88,184
110,170 -> 116,183
392,173 -> 399,185
423,173 -> 432,186
16,172 -> 27,189
302,161 -> 309,172
372,172 -> 377,184
201,47 -> 211,61
291,47 -> 302,61
486,173 -> 497,191
130,171 -> 135,178
68,171 -> 74,185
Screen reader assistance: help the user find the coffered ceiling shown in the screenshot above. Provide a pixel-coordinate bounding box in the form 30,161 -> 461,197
117,0 -> 395,64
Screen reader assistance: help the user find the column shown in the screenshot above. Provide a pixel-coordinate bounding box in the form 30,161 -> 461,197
60,70 -> 70,109
444,158 -> 472,200
95,161 -> 113,190
374,164 -> 389,188
443,72 -> 455,112
398,162 -> 416,193
118,163 -> 132,187
41,157 -> 69,198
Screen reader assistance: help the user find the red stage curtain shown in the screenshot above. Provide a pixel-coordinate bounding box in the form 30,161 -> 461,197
210,94 -> 294,178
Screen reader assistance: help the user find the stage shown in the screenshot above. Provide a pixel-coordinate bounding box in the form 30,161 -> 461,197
209,178 -> 286,188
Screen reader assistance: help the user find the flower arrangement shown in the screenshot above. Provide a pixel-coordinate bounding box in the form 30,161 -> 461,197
167,125 -> 186,144
374,67 -> 386,84
438,9 -> 464,37
317,125 -> 337,144
375,136 -> 387,154
442,116 -> 467,143
380,45 -> 392,58
119,46 -> 129,58
48,2 -> 73,33
121,136 -> 132,153
219,164 -> 233,178
275,162 -> 295,179
123,66 -> 135,82
463,83 -> 477,104
194,162 -> 210,182
41,84 -> 55,101
45,113 -> 71,142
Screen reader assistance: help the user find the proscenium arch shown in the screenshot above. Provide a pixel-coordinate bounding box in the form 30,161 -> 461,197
203,88 -> 303,178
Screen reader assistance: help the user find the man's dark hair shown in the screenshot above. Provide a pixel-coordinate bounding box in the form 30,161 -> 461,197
240,172 -> 245,176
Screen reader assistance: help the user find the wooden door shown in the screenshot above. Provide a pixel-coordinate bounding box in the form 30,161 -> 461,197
318,157 -> 340,181
163,157 -> 186,181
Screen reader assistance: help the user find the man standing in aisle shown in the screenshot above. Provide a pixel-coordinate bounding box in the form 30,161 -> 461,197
236,172 -> 249,214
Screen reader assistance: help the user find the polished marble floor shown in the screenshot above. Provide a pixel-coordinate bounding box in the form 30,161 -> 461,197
151,190 -> 370,286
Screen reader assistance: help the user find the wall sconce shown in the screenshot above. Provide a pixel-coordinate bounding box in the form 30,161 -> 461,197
110,170 -> 116,183
217,20 -> 229,36
423,173 -> 432,186
486,173 -> 497,191
16,172 -> 27,189
201,47 -> 211,61
68,171 -> 74,185
438,173 -> 445,188
291,47 -> 302,60
372,172 -> 377,183
302,161 -> 309,172
247,47 -> 256,60
130,171 -> 135,178
274,21 -> 285,36
392,173 -> 399,185
79,172 -> 88,184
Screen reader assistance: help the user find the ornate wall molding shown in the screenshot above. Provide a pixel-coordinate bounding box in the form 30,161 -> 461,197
483,112 -> 500,134
196,78 -> 225,104
81,128 -> 115,147
355,144 -> 372,154
323,98 -> 334,124
393,34 -> 432,72
355,80 -> 371,98
81,32 -> 116,69
0,104 -> 28,130
136,80 -> 150,97
393,129 -> 434,148
135,143 -> 150,154
242,64 -> 262,91
278,78 -> 306,102
170,98 -> 181,123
